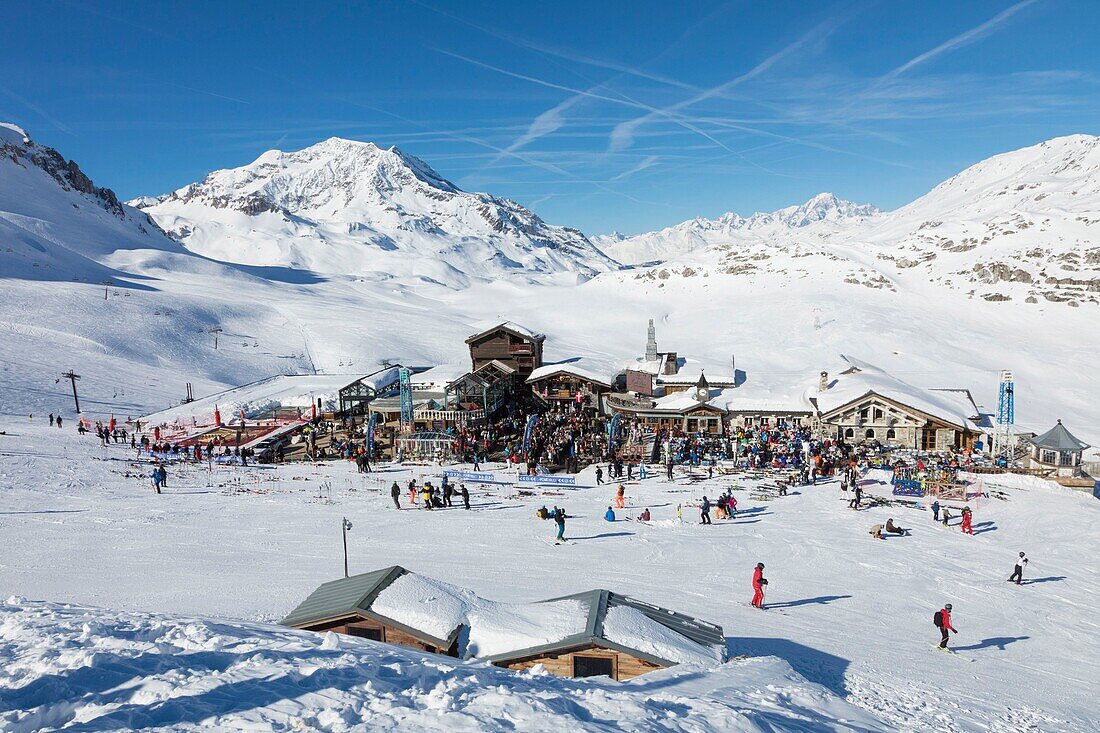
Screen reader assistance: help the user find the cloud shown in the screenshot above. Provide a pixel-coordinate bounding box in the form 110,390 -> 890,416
608,18 -> 840,153
611,155 -> 660,180
884,0 -> 1038,78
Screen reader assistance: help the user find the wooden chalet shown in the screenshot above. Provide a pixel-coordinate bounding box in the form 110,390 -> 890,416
284,568 -> 725,682
465,322 -> 545,378
610,373 -> 727,434
281,566 -> 459,655
526,361 -> 617,411
483,589 -> 726,681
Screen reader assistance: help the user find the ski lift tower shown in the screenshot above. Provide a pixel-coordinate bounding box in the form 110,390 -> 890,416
398,367 -> 413,435
993,370 -> 1015,456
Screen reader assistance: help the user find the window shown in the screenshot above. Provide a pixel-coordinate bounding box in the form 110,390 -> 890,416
844,428 -> 854,438
886,428 -> 896,440
865,428 -> 875,439
347,626 -> 383,642
873,408 -> 884,421
573,655 -> 614,679
1060,452 -> 1076,467
1041,450 -> 1057,464
860,408 -> 869,420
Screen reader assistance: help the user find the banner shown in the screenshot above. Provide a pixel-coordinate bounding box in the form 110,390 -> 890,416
366,412 -> 377,457
607,414 -> 621,453
443,469 -> 499,483
517,474 -> 576,486
522,414 -> 539,453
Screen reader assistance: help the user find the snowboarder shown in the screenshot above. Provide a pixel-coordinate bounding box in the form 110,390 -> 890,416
934,603 -> 957,650
553,506 -> 567,543
700,495 -> 711,525
1008,552 -> 1028,585
604,506 -> 616,522
960,506 -> 973,535
390,482 -> 401,510
460,483 -> 470,510
752,563 -> 768,608
931,500 -> 941,522
639,507 -> 651,521
595,466 -> 604,485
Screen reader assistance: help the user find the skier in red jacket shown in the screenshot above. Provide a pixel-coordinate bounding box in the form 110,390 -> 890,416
935,603 -> 957,650
751,563 -> 768,608
960,506 -> 974,535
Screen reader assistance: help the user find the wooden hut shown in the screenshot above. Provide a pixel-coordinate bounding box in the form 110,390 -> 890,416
465,322 -> 545,378
484,590 -> 726,681
281,566 -> 459,655
1027,420 -> 1090,477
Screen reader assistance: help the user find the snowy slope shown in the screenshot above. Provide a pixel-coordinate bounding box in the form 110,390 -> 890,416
133,137 -> 618,284
604,136 -> 1100,307
0,422 -> 1097,731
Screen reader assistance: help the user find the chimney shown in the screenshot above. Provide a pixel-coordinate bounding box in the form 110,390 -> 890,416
646,319 -> 658,362
819,371 -> 828,392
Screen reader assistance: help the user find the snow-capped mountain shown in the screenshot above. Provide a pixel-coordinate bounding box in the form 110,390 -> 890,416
603,136 -> 1100,307
0,123 -> 185,281
133,138 -> 618,284
595,192 -> 879,265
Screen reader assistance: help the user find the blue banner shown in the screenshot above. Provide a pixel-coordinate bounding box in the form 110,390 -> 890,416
443,469 -> 500,483
523,413 -> 539,453
517,474 -> 576,486
366,412 -> 377,457
607,414 -> 621,453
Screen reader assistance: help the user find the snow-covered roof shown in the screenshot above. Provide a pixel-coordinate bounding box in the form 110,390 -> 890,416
812,356 -> 979,429
283,568 -> 725,670
526,357 -> 621,387
408,364 -> 466,390
1029,420 -> 1089,451
466,321 -> 545,343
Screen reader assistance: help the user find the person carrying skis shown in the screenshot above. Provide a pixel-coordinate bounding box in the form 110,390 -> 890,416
553,506 -> 567,543
700,495 -> 712,525
960,506 -> 973,535
751,563 -> 768,608
931,499 -> 941,522
1008,552 -> 1028,585
934,603 -> 957,650
460,483 -> 470,510
390,482 -> 401,510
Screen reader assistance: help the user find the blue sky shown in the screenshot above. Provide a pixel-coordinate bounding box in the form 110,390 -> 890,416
2,0 -> 1098,234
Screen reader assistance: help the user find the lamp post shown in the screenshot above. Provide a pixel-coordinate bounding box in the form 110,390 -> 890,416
341,517 -> 353,577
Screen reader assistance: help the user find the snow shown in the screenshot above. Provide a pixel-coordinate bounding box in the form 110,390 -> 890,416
0,599 -> 884,733
368,572 -> 590,659
601,604 -> 723,666
1,421 -> 1097,730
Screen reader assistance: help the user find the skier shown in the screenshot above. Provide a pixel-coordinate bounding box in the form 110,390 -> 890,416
408,479 -> 418,506
595,466 -> 604,485
553,506 -> 567,543
931,499 -> 941,522
390,482 -> 401,510
941,507 -> 951,527
728,494 -> 738,518
960,506 -> 974,535
700,495 -> 711,525
848,484 -> 863,509
56,415 -> 63,429
615,484 -> 625,509
1008,552 -> 1028,585
604,506 -> 616,522
49,413 -> 54,427
151,465 -> 162,494
666,461 -> 674,481
460,483 -> 470,510
751,563 -> 768,608
934,603 -> 958,650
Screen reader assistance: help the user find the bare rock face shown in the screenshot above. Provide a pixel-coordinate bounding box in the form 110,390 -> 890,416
1,131 -> 126,218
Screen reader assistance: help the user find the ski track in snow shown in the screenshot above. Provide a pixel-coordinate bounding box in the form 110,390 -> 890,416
0,423 -> 1097,731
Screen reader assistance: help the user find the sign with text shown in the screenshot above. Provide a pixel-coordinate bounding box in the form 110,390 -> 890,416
517,474 -> 577,486
443,470 -> 499,483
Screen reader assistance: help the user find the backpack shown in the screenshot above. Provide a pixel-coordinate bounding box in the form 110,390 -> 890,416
933,611 -> 944,627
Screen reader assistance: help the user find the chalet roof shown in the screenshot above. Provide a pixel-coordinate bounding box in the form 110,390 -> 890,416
465,321 -> 545,345
526,358 -> 619,388
281,566 -> 407,628
477,589 -> 726,668
1030,420 -> 1089,452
